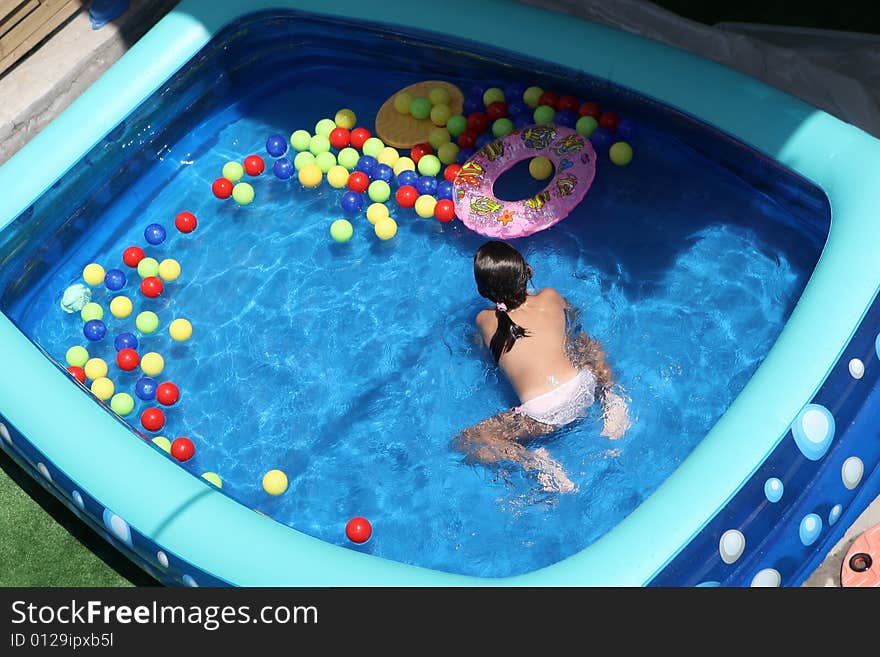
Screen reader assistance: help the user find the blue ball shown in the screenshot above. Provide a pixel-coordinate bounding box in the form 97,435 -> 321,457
590,126 -> 614,151
355,155 -> 377,177
373,163 -> 394,183
340,191 -> 364,214
475,133 -> 494,149
463,95 -> 484,116
83,319 -> 106,342
456,147 -> 476,165
397,170 -> 419,188
504,81 -> 527,103
469,83 -> 490,97
507,100 -> 529,119
273,157 -> 293,180
114,331 -> 138,352
513,115 -> 532,130
135,376 -> 158,401
104,268 -> 126,291
416,175 -> 438,196
437,180 -> 454,200
266,133 -> 288,158
144,223 -> 166,246
616,118 -> 638,141
555,109 -> 577,128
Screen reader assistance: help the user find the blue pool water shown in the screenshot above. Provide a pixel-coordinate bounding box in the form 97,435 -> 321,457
0,12 -> 830,577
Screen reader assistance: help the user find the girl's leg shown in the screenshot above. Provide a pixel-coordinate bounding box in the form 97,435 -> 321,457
567,332 -> 631,439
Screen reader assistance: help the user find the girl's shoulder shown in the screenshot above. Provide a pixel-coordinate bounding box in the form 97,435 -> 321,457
534,287 -> 565,305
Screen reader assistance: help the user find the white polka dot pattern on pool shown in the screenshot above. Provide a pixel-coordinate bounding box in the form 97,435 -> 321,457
0,422 -> 10,443
102,509 -> 132,546
36,462 -> 51,481
182,575 -> 198,587
750,568 -> 781,587
157,551 -> 169,568
848,358 -> 864,379
790,404 -> 834,461
719,529 -> 745,564
798,513 -> 822,546
841,456 -> 864,490
72,490 -> 84,509
764,477 -> 783,503
829,504 -> 842,525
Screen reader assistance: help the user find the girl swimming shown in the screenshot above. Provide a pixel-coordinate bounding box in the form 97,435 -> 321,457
454,240 -> 631,493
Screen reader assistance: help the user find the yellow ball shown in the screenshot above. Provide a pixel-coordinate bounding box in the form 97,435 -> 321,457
151,436 -> 172,453
609,141 -> 634,166
109,295 -> 133,319
374,217 -> 398,241
201,472 -> 223,488
529,156 -> 553,180
414,194 -> 437,218
335,108 -> 357,129
82,263 -> 105,286
392,156 -> 416,175
298,162 -> 323,188
84,357 -> 108,381
262,469 -> 288,495
169,318 -> 193,342
377,146 -> 400,167
158,259 -> 181,281
327,165 -> 349,189
366,202 -> 390,225
90,377 -> 114,401
141,352 -> 164,377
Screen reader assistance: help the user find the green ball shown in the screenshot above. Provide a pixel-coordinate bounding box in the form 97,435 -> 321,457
394,92 -> 413,114
437,142 -> 460,165
417,154 -> 441,177
315,151 -> 337,173
429,86 -> 451,106
428,127 -> 451,150
222,161 -> 244,182
576,115 -> 598,137
446,115 -> 467,137
309,134 -> 331,155
492,118 -> 514,138
430,104 -> 451,127
110,392 -> 135,416
362,137 -> 385,157
368,180 -> 391,203
290,129 -> 312,151
483,87 -> 505,107
65,345 -> 89,368
137,257 -> 159,278
314,118 -> 336,137
609,141 -> 634,166
80,302 -> 103,322
409,96 -> 432,120
232,182 -> 255,205
135,310 -> 159,334
523,86 -> 543,108
293,151 -> 316,170
338,147 -> 360,170
330,219 -> 353,243
533,105 -> 556,124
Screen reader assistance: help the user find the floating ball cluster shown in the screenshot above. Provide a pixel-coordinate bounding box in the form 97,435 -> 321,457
212,155 -> 266,205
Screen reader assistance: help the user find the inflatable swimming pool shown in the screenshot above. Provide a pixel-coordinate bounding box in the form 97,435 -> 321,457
2,0 -> 880,587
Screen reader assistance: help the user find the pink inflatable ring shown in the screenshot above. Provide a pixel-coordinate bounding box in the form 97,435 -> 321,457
452,124 -> 596,238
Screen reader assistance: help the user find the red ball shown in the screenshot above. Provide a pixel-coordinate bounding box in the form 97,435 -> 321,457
212,177 -> 233,199
466,112 -> 489,134
329,127 -> 351,149
67,366 -> 86,384
578,101 -> 601,118
244,154 -> 265,176
486,101 -> 508,121
140,276 -> 164,299
347,171 -> 370,193
556,95 -> 580,112
123,246 -> 145,268
457,129 -> 478,149
350,127 -> 372,150
538,91 -> 559,109
175,211 -> 197,233
444,164 -> 462,182
116,348 -> 140,372
156,381 -> 180,406
409,142 -> 432,164
433,199 -> 456,223
599,111 -> 621,131
140,407 -> 165,432
171,437 -> 195,462
395,185 -> 419,208
345,516 -> 372,544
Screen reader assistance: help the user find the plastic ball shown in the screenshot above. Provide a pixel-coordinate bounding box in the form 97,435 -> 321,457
140,276 -> 164,299
104,268 -> 126,291
266,134 -> 288,157
114,332 -> 138,352
273,157 -> 293,180
308,134 -> 331,155
555,109 -> 577,128
429,86 -> 451,106
616,118 -> 638,140
492,118 -> 514,138
122,246 -> 145,268
262,469 -> 288,495
141,352 -> 164,377
373,163 -> 394,183
456,147 -> 476,164
315,151 -> 337,173
330,219 -> 354,243
529,156 -> 554,180
368,180 -> 391,203
135,311 -> 159,334
362,137 -> 385,158
557,95 -> 580,112
434,198 -> 456,222
466,112 -> 489,134
374,217 -> 398,241
428,128 -> 451,151
523,86 -> 543,108
436,180 -> 454,200
349,127 -> 371,150
599,111 -> 621,131
222,161 -> 244,182
377,147 -> 399,167
314,118 -> 336,137
290,129 -> 311,151
90,377 -> 115,401
579,101 -> 601,118
475,133 -> 494,150
67,366 -> 86,384
486,100 -> 508,121
533,105 -> 556,124
201,472 -> 222,488
158,259 -> 181,282
298,163 -> 323,188
293,151 -> 316,170
513,115 -> 532,130
392,156 -> 416,175
417,154 -> 441,177
414,194 -> 437,218
507,100 -> 529,118
340,191 -> 364,214
444,163 -> 462,182
409,96 -> 432,120
430,104 -> 451,127
462,94 -> 483,116
397,170 -> 418,188
334,108 -> 357,129
156,381 -> 180,406
110,392 -> 135,416
538,91 -> 559,108
395,185 -> 418,208
144,222 -> 166,245
446,115 -> 467,137
137,257 -> 159,279
141,407 -> 165,432
416,175 -> 438,196
504,81 -> 527,103
437,142 -> 460,165
590,126 -> 614,151
84,357 -> 108,380
175,211 -> 197,233
110,295 -> 132,320
66,345 -> 89,368
346,516 -> 372,543
483,87 -> 505,107
171,437 -> 194,462
169,318 -> 192,342
329,127 -> 350,149
457,130 -> 478,149
327,165 -> 349,189
244,154 -> 265,176
83,319 -> 106,342
83,263 -> 105,286
366,202 -> 389,225
151,436 -> 171,452
347,171 -> 370,193
115,348 -> 140,372
609,141 -> 633,166
576,115 -> 598,137
355,154 -> 378,177
393,92 -> 412,114
134,376 -> 157,401
80,302 -> 103,322
231,182 -> 254,205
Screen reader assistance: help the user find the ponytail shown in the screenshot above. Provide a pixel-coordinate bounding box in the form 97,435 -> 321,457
489,308 -> 530,364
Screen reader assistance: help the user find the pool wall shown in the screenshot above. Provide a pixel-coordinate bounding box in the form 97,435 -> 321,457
2,0 -> 880,586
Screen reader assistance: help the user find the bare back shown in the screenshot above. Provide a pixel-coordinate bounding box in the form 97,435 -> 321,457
476,287 -> 579,404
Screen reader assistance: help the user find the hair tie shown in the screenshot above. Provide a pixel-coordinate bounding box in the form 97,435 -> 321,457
496,302 -> 508,312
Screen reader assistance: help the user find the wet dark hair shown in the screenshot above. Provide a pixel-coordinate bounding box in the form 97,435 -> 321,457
473,240 -> 533,363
